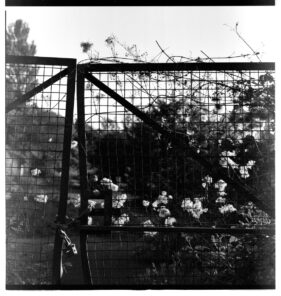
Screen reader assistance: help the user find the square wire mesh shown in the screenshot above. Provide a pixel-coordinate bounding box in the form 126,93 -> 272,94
77,64 -> 275,287
83,65 -> 274,229
6,59 -> 70,285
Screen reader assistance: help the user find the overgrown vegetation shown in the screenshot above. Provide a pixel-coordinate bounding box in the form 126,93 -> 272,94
5,19 -> 275,286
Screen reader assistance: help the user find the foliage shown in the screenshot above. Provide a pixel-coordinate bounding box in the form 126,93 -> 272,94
6,19 -> 37,103
6,19 -> 36,56
135,232 -> 274,286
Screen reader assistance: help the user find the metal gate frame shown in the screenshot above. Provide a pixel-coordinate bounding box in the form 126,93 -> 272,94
5,55 -> 76,286
76,62 -> 275,288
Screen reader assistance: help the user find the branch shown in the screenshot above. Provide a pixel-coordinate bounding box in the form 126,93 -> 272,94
234,23 -> 262,62
155,40 -> 176,63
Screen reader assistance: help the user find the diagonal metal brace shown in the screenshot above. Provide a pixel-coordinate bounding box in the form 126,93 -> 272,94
6,67 -> 69,113
84,71 -> 274,218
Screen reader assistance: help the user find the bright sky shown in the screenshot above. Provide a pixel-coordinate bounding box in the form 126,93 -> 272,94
5,6 -> 277,62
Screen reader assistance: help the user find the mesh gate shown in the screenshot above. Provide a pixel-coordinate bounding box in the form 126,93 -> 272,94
76,62 -> 275,288
6,55 -> 76,286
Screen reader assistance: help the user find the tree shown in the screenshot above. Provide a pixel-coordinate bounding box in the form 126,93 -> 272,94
6,19 -> 37,105
6,19 -> 36,56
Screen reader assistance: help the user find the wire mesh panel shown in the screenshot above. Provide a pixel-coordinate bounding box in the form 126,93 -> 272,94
6,56 -> 76,286
77,62 -> 275,288
80,227 -> 274,287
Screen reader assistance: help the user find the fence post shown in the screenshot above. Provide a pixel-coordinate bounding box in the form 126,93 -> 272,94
104,189 -> 112,226
52,60 -> 76,285
77,65 -> 93,285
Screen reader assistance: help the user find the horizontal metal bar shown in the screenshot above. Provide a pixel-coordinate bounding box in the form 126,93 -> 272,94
6,55 -> 77,67
5,0 -> 275,6
6,68 -> 69,113
80,225 -> 275,235
80,62 -> 275,72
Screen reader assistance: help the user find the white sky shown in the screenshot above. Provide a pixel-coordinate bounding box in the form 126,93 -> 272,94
5,6 -> 278,62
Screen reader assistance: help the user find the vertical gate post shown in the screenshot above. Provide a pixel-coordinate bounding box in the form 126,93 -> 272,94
104,189 -> 113,226
77,66 -> 93,285
52,60 -> 76,285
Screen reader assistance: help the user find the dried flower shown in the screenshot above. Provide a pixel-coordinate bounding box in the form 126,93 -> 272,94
80,41 -> 93,53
